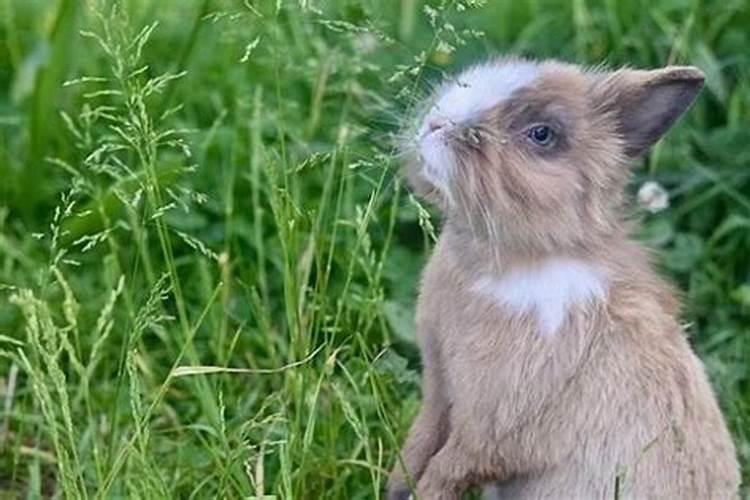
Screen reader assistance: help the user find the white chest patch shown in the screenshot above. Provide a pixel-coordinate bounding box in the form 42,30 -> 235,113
471,259 -> 608,336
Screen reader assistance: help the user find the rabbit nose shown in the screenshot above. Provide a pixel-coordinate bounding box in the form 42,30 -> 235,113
419,119 -> 446,140
428,120 -> 445,132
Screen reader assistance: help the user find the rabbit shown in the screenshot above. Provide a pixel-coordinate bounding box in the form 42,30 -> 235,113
387,57 -> 740,500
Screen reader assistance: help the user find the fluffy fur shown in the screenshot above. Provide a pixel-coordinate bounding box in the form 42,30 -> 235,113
389,57 -> 740,499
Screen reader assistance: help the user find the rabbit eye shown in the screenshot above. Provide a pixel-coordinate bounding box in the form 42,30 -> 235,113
527,125 -> 555,147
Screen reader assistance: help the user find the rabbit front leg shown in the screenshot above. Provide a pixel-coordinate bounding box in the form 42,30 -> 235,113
388,341 -> 450,500
388,396 -> 449,499
415,433 -> 491,500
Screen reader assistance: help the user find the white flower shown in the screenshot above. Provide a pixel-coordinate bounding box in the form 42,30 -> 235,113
354,33 -> 378,54
637,181 -> 670,213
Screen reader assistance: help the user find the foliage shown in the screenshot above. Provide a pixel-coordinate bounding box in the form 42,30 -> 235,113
0,0 -> 748,497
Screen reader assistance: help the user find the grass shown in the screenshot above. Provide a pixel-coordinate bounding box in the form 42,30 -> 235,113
0,0 -> 748,497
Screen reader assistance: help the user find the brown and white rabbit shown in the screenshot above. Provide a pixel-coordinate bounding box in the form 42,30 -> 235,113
388,57 -> 740,499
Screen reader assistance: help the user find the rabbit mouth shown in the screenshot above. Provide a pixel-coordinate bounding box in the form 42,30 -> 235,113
418,129 -> 454,195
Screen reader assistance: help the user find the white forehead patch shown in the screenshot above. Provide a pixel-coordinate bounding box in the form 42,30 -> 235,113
472,259 -> 608,336
430,61 -> 540,127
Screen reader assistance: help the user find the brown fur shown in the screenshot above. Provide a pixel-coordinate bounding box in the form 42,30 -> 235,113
389,58 -> 740,499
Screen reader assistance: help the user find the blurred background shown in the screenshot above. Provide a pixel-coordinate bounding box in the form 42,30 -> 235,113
0,0 -> 748,497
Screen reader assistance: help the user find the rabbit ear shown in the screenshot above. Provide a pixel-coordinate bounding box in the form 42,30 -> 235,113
595,66 -> 705,158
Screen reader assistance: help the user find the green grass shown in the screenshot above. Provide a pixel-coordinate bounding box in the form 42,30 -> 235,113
0,0 -> 748,497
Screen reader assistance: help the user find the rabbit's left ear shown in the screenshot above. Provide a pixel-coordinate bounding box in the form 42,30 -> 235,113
595,66 -> 705,158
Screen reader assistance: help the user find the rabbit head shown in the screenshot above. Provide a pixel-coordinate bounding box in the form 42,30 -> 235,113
405,57 -> 704,254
